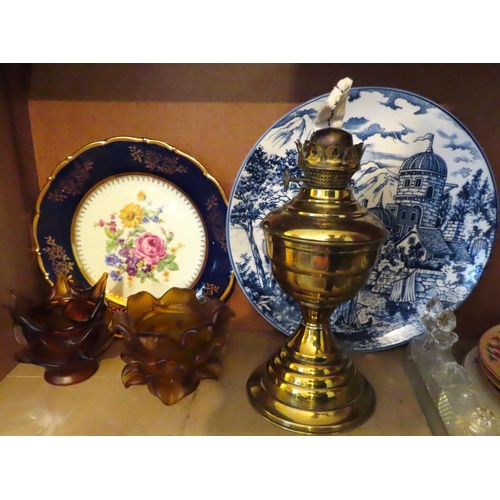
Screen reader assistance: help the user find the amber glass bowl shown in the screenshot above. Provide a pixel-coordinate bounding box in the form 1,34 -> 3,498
5,273 -> 114,385
112,288 -> 234,405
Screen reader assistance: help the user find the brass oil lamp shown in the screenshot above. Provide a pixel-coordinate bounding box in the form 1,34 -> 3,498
247,81 -> 388,434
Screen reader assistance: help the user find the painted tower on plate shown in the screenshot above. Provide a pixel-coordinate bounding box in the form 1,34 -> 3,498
386,134 -> 456,239
370,134 -> 475,264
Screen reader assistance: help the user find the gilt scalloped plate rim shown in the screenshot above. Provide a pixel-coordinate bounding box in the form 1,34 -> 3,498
34,136 -> 235,307
479,324 -> 500,381
227,87 -> 498,352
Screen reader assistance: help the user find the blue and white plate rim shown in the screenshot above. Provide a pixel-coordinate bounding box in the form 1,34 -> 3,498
226,86 -> 499,351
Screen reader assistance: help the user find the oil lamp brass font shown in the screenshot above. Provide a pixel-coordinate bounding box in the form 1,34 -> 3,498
247,100 -> 388,434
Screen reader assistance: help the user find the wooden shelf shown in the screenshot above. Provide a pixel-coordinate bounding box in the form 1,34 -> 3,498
0,330 -> 431,436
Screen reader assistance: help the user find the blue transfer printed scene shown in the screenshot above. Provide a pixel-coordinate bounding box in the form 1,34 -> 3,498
228,88 -> 498,352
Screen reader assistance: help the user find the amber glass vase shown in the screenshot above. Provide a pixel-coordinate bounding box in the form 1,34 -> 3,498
5,273 -> 113,385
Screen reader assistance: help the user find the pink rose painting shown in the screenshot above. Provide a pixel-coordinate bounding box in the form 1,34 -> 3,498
132,233 -> 167,265
95,191 -> 181,285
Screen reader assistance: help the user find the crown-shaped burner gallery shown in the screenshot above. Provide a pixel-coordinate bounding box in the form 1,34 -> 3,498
294,127 -> 365,189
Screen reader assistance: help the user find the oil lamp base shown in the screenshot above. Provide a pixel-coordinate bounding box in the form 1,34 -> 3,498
247,351 -> 375,435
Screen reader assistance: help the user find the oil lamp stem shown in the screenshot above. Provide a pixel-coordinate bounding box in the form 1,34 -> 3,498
287,305 -> 342,359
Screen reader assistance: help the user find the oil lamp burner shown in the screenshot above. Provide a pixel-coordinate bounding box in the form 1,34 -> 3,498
247,79 -> 388,434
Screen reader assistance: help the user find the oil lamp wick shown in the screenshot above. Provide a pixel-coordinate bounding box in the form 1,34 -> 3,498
315,77 -> 353,129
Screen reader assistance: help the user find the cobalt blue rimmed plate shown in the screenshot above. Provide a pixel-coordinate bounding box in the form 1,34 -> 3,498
227,87 -> 498,352
34,136 -> 234,308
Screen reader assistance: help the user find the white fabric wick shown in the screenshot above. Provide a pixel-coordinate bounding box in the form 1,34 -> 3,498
326,77 -> 353,109
315,77 -> 353,129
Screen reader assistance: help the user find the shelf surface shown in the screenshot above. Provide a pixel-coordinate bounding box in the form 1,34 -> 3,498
0,329 -> 431,436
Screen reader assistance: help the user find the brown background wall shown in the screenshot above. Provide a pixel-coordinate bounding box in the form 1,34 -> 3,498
0,65 -> 44,379
1,63 -> 499,378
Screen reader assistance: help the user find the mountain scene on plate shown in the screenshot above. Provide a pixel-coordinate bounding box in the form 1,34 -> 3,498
351,161 -> 399,205
229,88 -> 498,351
266,108 -> 317,152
